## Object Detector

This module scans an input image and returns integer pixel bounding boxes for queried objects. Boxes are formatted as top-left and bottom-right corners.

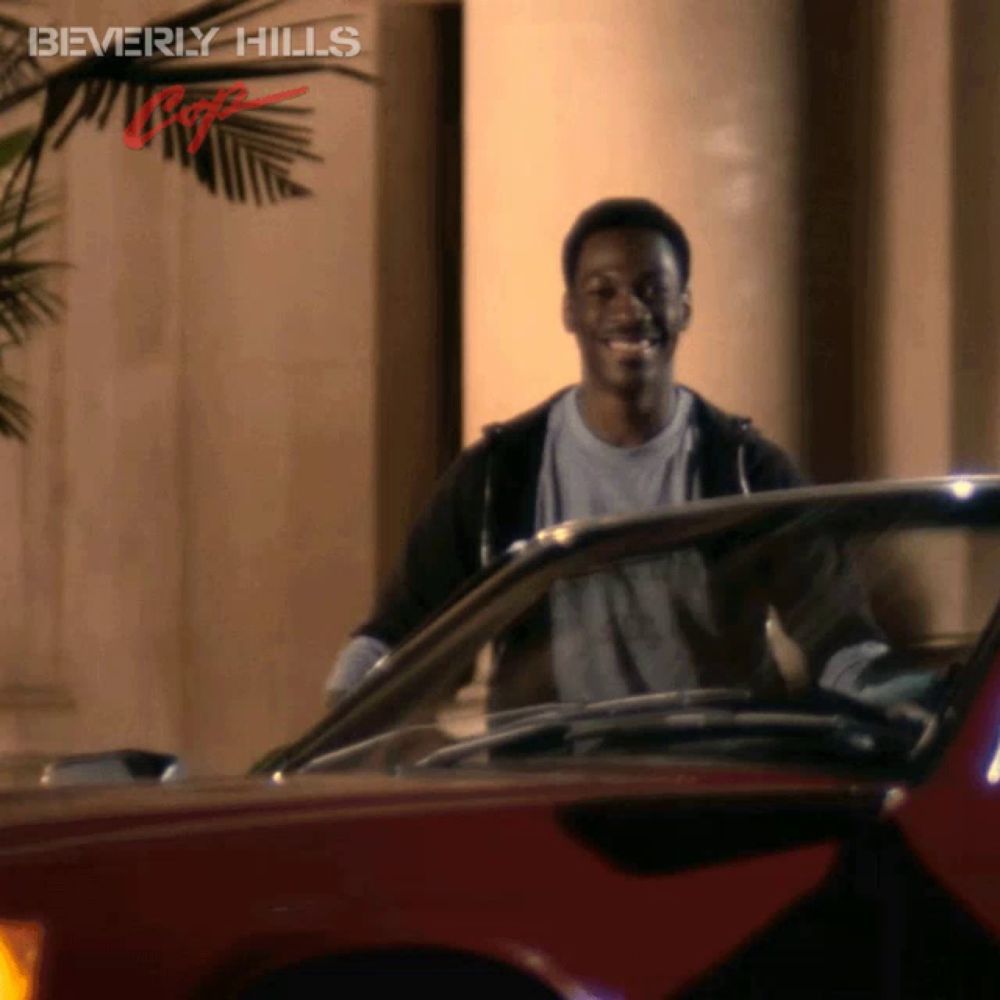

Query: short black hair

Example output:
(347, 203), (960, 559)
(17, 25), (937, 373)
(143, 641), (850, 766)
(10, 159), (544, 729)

(562, 197), (691, 289)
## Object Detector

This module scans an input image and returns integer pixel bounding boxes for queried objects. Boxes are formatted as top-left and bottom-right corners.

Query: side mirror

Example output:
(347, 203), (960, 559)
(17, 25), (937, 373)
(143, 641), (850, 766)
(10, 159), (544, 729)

(42, 749), (184, 787)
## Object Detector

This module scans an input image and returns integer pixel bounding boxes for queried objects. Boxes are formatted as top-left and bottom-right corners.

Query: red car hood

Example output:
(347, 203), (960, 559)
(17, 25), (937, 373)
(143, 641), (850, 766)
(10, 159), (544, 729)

(0, 760), (895, 854)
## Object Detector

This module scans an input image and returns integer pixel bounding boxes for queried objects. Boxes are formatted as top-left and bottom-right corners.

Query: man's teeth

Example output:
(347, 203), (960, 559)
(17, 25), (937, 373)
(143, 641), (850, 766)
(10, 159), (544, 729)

(605, 338), (658, 353)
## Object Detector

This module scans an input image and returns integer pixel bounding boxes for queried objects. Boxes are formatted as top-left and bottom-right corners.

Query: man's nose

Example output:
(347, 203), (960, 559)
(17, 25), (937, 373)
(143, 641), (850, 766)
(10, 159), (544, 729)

(611, 288), (650, 324)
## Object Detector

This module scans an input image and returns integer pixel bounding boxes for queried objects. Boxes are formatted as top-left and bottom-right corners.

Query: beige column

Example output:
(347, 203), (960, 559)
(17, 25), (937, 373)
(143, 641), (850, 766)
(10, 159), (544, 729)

(375, 3), (457, 583)
(953, 0), (1000, 475)
(865, 0), (998, 643)
(867, 0), (954, 479)
(464, 0), (802, 453)
(952, 0), (1000, 634)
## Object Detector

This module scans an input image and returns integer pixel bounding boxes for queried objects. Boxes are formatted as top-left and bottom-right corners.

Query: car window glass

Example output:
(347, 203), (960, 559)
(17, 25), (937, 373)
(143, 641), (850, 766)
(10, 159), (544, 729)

(414, 523), (1000, 768)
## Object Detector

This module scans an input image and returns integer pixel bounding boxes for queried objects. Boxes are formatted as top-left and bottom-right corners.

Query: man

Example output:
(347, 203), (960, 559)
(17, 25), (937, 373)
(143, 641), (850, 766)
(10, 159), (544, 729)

(326, 198), (907, 710)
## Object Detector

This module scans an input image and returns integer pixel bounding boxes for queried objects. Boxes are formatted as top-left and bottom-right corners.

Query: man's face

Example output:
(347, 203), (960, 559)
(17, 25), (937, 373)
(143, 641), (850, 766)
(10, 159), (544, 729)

(563, 227), (690, 395)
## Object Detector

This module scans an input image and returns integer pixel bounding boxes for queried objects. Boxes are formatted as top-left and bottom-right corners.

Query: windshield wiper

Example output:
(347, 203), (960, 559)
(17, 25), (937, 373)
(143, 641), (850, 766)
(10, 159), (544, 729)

(412, 689), (935, 769)
(482, 687), (757, 728)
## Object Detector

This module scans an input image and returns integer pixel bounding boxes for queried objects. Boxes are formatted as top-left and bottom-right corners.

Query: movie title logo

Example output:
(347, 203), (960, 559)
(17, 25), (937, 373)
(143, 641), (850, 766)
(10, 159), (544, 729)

(29, 25), (361, 59)
(123, 83), (310, 155)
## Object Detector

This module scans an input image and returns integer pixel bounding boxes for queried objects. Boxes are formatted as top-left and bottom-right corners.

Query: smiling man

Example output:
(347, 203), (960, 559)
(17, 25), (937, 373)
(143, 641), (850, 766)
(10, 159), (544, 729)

(325, 197), (824, 706)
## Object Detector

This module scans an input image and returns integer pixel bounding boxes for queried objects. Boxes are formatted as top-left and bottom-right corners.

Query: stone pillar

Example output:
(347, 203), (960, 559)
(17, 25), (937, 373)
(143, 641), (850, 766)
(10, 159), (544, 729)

(953, 0), (1000, 475)
(953, 0), (1000, 632)
(867, 0), (954, 479)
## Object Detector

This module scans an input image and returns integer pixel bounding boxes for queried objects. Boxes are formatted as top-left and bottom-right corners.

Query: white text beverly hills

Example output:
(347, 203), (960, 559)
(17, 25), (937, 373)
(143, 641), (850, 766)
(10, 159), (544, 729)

(29, 25), (362, 59)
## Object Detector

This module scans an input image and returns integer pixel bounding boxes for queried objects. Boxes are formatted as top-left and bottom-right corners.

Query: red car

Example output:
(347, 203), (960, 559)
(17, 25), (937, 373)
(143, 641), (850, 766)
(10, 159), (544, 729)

(2, 477), (999, 999)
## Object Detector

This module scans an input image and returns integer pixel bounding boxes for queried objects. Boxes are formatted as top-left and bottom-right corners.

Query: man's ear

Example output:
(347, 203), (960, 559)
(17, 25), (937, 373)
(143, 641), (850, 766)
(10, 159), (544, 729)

(562, 290), (576, 333)
(677, 286), (692, 332)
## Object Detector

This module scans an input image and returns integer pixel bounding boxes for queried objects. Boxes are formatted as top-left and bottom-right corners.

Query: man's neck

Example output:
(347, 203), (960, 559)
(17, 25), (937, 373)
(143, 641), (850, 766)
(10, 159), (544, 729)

(576, 380), (675, 447)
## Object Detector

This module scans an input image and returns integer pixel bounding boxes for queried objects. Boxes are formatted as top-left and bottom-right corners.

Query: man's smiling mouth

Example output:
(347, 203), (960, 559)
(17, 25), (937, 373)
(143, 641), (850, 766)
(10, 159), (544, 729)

(601, 335), (663, 357)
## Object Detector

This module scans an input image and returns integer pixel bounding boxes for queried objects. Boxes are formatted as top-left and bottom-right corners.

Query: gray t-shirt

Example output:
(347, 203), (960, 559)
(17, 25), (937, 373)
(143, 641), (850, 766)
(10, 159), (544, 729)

(534, 387), (713, 701)
(535, 386), (699, 525)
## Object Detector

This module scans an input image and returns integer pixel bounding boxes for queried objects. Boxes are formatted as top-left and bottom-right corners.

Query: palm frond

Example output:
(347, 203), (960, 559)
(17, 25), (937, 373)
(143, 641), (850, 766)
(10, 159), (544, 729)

(0, 123), (32, 168)
(0, 367), (29, 439)
(0, 260), (64, 346)
(0, 164), (62, 439)
(0, 3), (44, 104)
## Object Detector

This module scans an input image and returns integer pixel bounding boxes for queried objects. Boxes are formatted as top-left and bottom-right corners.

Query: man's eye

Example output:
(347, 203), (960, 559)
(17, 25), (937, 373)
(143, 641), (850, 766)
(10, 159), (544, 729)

(587, 285), (615, 300)
(638, 283), (666, 300)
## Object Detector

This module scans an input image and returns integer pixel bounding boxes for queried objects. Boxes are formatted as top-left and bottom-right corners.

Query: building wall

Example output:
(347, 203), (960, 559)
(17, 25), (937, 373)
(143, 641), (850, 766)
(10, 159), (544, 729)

(0, 0), (382, 773)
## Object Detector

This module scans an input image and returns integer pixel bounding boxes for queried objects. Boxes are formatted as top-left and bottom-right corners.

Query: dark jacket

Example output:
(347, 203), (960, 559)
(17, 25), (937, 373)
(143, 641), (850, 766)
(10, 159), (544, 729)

(358, 387), (805, 653)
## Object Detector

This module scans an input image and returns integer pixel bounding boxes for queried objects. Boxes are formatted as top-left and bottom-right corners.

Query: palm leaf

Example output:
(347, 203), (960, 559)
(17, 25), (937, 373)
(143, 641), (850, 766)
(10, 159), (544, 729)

(0, 368), (29, 439)
(0, 0), (374, 440)
(0, 3), (43, 105)
(0, 268), (63, 442)
(0, 163), (62, 440)
(0, 256), (64, 349)
(0, 123), (32, 167)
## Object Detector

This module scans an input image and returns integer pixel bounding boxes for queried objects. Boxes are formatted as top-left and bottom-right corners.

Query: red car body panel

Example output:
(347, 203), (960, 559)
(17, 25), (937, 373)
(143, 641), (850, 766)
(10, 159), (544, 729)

(1, 645), (998, 997)
(895, 651), (1000, 940)
(1, 767), (857, 999)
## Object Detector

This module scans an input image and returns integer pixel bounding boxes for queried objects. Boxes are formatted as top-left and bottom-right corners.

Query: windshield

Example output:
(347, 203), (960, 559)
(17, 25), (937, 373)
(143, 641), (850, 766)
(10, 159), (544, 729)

(283, 494), (1000, 779)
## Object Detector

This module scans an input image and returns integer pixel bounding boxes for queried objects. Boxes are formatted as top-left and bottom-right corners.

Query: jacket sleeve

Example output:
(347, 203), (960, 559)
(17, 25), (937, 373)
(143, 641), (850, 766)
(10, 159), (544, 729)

(742, 430), (807, 492)
(741, 434), (891, 680)
(353, 441), (490, 648)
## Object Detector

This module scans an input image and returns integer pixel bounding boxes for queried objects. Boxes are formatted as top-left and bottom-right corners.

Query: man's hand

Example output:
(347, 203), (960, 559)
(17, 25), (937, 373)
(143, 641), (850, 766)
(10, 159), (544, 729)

(821, 643), (953, 710)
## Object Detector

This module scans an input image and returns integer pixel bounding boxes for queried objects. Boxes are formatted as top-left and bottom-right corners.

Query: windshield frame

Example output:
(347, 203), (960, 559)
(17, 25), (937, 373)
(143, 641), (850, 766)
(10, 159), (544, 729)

(258, 476), (1000, 777)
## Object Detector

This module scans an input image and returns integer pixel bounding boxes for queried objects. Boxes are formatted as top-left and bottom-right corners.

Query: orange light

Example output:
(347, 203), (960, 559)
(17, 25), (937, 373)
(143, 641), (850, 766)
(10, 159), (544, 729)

(0, 920), (43, 1000)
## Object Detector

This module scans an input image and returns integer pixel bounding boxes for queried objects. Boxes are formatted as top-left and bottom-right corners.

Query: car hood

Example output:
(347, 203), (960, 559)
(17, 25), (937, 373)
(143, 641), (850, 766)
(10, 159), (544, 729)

(0, 759), (899, 853)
